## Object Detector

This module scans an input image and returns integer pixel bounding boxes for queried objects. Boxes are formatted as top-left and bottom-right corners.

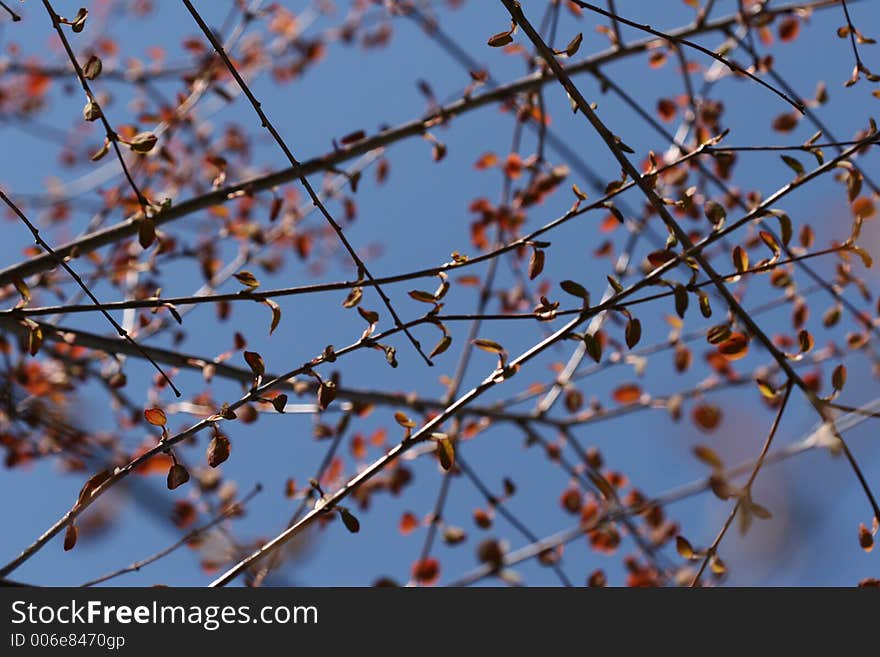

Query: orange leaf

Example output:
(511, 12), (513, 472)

(612, 383), (642, 405)
(144, 407), (167, 427)
(399, 511), (419, 535)
(475, 152), (498, 169)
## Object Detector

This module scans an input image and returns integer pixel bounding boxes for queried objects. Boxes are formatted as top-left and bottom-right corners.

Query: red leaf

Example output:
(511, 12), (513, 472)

(411, 558), (440, 585)
(399, 511), (419, 535)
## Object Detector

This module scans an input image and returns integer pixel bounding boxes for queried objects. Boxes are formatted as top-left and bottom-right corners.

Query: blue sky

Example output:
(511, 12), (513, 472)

(1, 0), (879, 587)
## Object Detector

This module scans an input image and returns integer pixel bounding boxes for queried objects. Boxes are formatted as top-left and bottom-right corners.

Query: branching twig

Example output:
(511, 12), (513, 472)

(41, 0), (151, 216)
(690, 381), (794, 586)
(569, 0), (805, 112)
(0, 0), (844, 287)
(179, 0), (432, 366)
(451, 393), (878, 586)
(81, 484), (263, 587)
(499, 0), (880, 525)
(840, 0), (865, 70)
(0, 191), (180, 396)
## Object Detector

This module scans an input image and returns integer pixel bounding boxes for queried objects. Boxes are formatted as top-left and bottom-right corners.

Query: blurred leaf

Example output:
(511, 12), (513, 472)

(612, 383), (642, 405)
(436, 437), (455, 471)
(693, 403), (722, 432)
(675, 535), (696, 560)
(693, 445), (723, 470)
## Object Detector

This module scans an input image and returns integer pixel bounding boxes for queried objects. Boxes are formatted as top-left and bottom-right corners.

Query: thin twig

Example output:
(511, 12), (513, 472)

(690, 381), (794, 587)
(0, 0), (844, 287)
(499, 0), (880, 525)
(606, 0), (623, 47)
(451, 393), (878, 586)
(81, 484), (263, 587)
(570, 0), (805, 112)
(180, 0), (432, 366)
(3, 122), (863, 581)
(0, 191), (180, 396)
(696, 0), (719, 26)
(840, 0), (864, 69)
(0, 0), (21, 21)
(41, 1), (151, 215)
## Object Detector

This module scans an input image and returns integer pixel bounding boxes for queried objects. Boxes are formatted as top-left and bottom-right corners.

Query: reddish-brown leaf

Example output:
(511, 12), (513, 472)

(778, 17), (800, 42)
(399, 511), (419, 535)
(858, 523), (874, 552)
(612, 383), (642, 405)
(167, 463), (190, 490)
(693, 403), (722, 432)
(63, 524), (78, 552)
(207, 434), (231, 468)
(144, 407), (167, 427)
(411, 557), (440, 585)
(243, 351), (265, 377)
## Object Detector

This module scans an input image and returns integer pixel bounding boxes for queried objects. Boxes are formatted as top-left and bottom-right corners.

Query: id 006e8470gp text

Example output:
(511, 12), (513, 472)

(10, 632), (125, 651)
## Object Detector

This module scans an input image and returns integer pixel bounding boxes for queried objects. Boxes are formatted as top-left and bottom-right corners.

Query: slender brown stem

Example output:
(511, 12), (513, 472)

(452, 392), (880, 586)
(840, 0), (865, 69)
(0, 0), (844, 288)
(41, 0), (150, 215)
(81, 484), (262, 587)
(180, 0), (432, 366)
(0, 0), (21, 21)
(690, 381), (794, 587)
(569, 0), (805, 112)
(500, 0), (880, 526)
(696, 0), (719, 26)
(0, 191), (180, 396)
(606, 0), (623, 46)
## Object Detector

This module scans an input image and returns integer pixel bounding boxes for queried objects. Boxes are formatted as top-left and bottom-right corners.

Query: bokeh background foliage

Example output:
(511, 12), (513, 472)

(0, 0), (878, 586)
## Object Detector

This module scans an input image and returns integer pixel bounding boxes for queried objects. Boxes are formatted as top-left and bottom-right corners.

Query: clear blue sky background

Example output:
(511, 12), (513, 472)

(1, 0), (879, 586)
